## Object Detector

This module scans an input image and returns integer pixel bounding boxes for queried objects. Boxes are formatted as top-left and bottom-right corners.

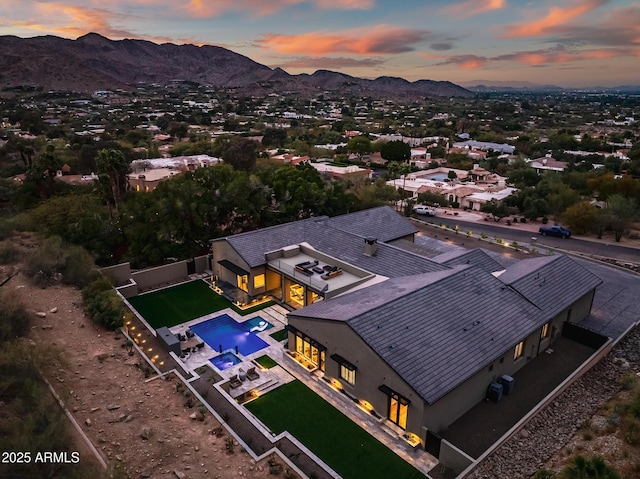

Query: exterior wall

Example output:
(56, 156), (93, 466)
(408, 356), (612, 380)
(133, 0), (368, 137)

(424, 312), (567, 432)
(103, 255), (209, 296)
(101, 262), (132, 286)
(117, 281), (139, 298)
(131, 262), (188, 290)
(561, 290), (595, 325)
(211, 240), (252, 288)
(194, 255), (210, 273)
(288, 316), (427, 438)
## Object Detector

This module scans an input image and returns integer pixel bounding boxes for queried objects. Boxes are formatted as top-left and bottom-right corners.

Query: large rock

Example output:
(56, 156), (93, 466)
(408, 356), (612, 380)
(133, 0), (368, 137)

(139, 426), (152, 440)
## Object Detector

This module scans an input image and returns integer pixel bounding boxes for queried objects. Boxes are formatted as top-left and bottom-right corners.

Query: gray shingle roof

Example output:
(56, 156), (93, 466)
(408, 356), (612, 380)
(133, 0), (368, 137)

(223, 213), (446, 277)
(290, 265), (548, 404)
(498, 255), (603, 317)
(325, 206), (418, 242)
(432, 248), (506, 273)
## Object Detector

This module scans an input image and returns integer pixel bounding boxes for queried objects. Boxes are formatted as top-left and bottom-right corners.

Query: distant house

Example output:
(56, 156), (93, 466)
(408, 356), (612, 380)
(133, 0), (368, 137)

(452, 140), (515, 155)
(529, 154), (568, 174)
(311, 161), (372, 181)
(387, 167), (512, 209)
(127, 168), (180, 192)
(127, 155), (222, 191)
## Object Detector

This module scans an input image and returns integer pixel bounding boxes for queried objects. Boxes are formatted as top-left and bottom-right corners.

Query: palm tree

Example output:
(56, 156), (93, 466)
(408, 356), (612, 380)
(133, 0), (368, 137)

(96, 148), (129, 213)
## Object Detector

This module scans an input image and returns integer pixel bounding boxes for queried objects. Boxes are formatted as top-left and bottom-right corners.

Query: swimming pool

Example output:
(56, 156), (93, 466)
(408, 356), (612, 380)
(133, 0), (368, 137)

(190, 314), (273, 356)
(426, 173), (448, 181)
(210, 351), (242, 370)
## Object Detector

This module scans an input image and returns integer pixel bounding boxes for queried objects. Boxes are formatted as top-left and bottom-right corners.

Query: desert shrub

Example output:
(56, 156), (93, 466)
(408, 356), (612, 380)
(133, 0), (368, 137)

(25, 235), (67, 286)
(0, 289), (30, 344)
(560, 455), (619, 479)
(621, 416), (640, 446)
(0, 342), (109, 479)
(0, 240), (20, 264)
(533, 469), (556, 479)
(81, 277), (125, 330)
(62, 245), (98, 288)
(619, 372), (638, 391)
(24, 236), (96, 288)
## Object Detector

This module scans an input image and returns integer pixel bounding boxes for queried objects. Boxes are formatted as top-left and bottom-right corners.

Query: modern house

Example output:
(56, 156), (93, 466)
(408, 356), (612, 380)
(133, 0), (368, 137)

(210, 207), (602, 448)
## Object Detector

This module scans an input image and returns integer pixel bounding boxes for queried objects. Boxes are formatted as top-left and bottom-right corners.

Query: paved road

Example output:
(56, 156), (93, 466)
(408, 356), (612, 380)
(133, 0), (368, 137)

(424, 215), (640, 263)
(407, 215), (640, 340)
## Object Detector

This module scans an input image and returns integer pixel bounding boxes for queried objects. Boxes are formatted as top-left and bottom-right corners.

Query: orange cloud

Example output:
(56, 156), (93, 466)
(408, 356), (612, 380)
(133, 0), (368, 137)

(185, 0), (302, 18)
(314, 0), (374, 8)
(8, 3), (181, 44)
(184, 0), (372, 18)
(258, 25), (431, 55)
(446, 0), (506, 17)
(503, 0), (607, 38)
(424, 45), (640, 70)
(424, 53), (490, 69)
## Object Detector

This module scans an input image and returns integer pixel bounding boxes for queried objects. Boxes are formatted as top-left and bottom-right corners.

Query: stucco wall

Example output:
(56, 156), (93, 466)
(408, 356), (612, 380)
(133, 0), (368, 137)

(288, 316), (427, 437)
(101, 262), (131, 286)
(131, 262), (188, 290)
(211, 241), (251, 287)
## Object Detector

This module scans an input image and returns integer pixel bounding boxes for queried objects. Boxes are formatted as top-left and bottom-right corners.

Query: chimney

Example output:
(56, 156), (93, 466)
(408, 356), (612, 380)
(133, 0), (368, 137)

(364, 237), (378, 256)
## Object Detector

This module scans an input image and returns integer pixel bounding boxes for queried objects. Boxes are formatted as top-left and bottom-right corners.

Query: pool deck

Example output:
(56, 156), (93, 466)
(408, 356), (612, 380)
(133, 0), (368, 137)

(169, 304), (289, 375)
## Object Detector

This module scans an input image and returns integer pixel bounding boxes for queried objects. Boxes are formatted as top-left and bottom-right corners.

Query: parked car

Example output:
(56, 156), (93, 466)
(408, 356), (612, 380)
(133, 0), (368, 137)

(413, 205), (436, 216)
(538, 225), (571, 238)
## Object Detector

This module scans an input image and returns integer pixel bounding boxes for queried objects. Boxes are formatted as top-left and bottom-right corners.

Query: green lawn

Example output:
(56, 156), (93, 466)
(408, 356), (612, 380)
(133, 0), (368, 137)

(269, 329), (288, 342)
(246, 381), (425, 479)
(254, 355), (277, 369)
(128, 280), (228, 328)
(128, 280), (275, 329)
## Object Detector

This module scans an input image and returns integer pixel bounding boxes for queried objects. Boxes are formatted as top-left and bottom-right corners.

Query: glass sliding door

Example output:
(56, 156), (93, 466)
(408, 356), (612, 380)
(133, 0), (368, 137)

(388, 392), (409, 429)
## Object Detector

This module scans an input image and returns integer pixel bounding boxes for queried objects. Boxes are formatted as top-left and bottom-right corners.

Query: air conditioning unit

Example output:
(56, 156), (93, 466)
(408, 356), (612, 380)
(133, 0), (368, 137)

(486, 382), (503, 403)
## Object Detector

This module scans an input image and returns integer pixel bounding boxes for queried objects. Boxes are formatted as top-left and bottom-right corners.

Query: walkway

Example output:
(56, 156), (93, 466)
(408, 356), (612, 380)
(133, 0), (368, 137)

(440, 337), (597, 459)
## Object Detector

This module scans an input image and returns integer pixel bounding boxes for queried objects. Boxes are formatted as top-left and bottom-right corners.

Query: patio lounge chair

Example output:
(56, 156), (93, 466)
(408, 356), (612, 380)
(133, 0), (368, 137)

(246, 367), (260, 380)
(249, 321), (269, 333)
(229, 375), (242, 389)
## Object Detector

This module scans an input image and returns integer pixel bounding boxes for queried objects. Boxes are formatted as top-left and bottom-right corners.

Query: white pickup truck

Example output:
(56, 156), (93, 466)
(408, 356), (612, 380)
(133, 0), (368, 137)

(413, 205), (437, 216)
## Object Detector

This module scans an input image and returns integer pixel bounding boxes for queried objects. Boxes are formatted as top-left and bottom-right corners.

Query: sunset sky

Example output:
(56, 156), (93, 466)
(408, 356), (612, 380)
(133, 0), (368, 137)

(2, 0), (639, 87)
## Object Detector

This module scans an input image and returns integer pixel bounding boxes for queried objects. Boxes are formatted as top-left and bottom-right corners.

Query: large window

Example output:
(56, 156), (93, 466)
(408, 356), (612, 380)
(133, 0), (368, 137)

(294, 331), (325, 371)
(540, 322), (550, 340)
(379, 385), (409, 430)
(514, 340), (525, 360)
(389, 392), (408, 429)
(237, 274), (248, 292)
(332, 354), (357, 386)
(340, 364), (356, 385)
(253, 274), (265, 289)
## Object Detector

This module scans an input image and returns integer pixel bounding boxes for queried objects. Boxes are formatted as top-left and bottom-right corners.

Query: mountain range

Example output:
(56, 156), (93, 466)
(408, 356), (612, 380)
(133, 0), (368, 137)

(0, 33), (473, 98)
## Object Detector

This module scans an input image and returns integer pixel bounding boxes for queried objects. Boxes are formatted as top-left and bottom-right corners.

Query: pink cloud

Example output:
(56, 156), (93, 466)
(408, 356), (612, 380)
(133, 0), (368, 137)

(446, 0), (506, 17)
(423, 45), (640, 70)
(184, 0), (372, 18)
(7, 3), (188, 44)
(502, 0), (608, 38)
(257, 25), (431, 55)
(272, 55), (385, 70)
(314, 0), (374, 9)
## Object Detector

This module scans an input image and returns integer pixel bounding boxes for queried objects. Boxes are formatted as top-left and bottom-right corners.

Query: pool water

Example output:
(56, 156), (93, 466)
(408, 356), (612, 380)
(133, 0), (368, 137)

(190, 314), (273, 356)
(426, 173), (448, 181)
(210, 351), (242, 370)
